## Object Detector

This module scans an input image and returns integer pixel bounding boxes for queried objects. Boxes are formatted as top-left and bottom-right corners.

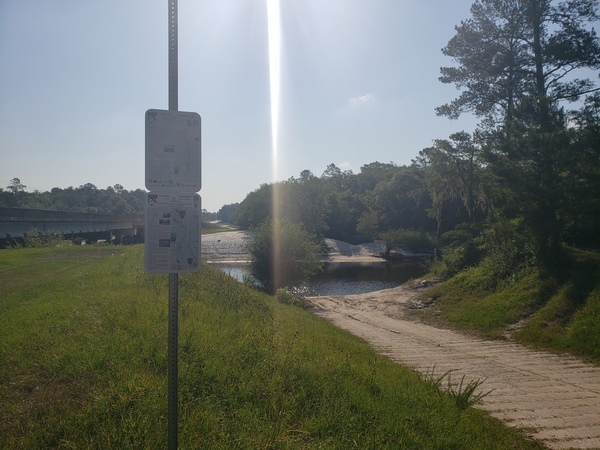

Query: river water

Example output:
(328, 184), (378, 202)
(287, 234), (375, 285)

(212, 261), (427, 296)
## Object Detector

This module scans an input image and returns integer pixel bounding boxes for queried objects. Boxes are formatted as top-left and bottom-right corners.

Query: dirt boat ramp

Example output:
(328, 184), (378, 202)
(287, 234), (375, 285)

(307, 286), (600, 449)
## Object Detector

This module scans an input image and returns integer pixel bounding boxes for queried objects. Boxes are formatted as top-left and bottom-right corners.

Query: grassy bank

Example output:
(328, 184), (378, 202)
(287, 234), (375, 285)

(0, 245), (543, 449)
(415, 248), (600, 362)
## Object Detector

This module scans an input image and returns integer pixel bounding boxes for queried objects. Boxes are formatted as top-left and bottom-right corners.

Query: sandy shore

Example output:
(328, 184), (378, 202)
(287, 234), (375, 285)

(201, 231), (253, 263)
(201, 230), (387, 263)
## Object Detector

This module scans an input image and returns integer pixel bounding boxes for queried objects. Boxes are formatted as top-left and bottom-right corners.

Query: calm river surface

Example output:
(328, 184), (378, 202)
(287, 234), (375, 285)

(213, 261), (427, 296)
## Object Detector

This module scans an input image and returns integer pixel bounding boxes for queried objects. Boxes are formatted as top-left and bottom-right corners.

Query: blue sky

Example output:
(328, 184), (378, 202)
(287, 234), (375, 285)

(0, 0), (481, 212)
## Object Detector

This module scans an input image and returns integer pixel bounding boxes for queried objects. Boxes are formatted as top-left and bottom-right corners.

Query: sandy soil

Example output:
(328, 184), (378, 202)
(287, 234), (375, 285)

(203, 231), (600, 449)
(201, 231), (387, 263)
(322, 238), (387, 262)
(201, 231), (253, 262)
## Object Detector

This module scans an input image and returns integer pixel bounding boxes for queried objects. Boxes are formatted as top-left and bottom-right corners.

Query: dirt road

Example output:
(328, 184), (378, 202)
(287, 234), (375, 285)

(307, 286), (600, 450)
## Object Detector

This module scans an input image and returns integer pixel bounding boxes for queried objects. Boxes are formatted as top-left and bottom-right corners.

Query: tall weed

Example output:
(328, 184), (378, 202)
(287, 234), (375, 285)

(424, 366), (492, 411)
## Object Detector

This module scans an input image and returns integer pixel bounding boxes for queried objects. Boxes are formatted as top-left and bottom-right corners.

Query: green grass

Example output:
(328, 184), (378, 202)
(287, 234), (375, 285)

(514, 250), (600, 359)
(415, 249), (600, 361)
(416, 269), (550, 339)
(0, 245), (544, 449)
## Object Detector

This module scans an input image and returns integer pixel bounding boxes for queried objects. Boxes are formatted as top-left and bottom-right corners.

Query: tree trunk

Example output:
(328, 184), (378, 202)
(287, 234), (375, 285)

(529, 0), (550, 128)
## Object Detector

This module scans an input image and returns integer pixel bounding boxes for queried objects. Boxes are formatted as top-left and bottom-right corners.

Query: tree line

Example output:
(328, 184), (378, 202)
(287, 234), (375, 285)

(0, 179), (147, 216)
(0, 179), (221, 221)
(222, 0), (600, 278)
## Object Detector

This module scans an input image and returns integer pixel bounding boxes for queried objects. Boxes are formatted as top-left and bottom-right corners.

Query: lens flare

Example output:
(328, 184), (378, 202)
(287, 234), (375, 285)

(267, 0), (282, 289)
(267, 0), (281, 173)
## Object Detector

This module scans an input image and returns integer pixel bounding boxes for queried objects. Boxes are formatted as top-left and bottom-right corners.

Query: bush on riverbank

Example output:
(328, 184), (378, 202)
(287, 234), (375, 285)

(0, 245), (543, 449)
(246, 219), (323, 293)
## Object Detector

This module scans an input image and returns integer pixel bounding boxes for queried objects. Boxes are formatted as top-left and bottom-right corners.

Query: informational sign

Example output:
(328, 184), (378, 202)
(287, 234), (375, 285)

(145, 192), (201, 274)
(145, 109), (201, 193)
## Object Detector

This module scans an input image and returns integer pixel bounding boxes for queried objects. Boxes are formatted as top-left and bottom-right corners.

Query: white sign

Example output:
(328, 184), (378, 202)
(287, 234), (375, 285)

(145, 192), (201, 274)
(145, 109), (201, 192)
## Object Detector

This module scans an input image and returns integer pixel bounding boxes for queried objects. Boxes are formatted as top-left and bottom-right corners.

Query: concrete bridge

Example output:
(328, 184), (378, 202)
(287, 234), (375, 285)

(0, 207), (144, 247)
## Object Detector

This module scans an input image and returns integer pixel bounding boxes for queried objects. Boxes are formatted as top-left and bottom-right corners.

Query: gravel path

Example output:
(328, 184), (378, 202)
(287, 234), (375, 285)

(308, 287), (600, 450)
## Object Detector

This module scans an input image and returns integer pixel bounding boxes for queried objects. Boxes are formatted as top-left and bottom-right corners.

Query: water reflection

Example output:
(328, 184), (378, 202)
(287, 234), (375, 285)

(212, 261), (426, 296)
(213, 263), (249, 283)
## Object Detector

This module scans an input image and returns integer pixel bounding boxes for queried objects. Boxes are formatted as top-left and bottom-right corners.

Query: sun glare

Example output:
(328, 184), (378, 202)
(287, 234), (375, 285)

(267, 0), (281, 179)
(267, 0), (282, 286)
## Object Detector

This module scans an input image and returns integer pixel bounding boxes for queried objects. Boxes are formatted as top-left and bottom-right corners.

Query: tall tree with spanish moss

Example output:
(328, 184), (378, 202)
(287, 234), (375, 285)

(438, 0), (600, 270)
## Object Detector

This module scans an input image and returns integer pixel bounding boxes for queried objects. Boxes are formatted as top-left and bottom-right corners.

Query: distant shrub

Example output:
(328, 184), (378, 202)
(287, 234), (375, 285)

(438, 224), (484, 276)
(478, 216), (538, 283)
(276, 288), (295, 305)
(23, 228), (68, 248)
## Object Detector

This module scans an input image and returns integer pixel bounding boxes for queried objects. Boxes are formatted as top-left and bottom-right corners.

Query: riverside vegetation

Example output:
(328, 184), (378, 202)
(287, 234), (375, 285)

(415, 246), (600, 363)
(0, 244), (544, 449)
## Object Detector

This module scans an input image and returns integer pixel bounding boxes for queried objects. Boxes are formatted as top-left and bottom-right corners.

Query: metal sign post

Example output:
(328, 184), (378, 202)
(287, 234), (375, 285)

(169, 0), (178, 113)
(168, 2), (179, 449)
(167, 273), (179, 450)
(144, 1), (202, 449)
(168, 272), (178, 450)
(167, 0), (179, 450)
